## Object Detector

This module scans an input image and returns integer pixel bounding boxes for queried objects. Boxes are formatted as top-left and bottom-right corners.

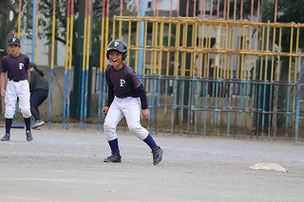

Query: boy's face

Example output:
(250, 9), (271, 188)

(8, 44), (21, 57)
(109, 50), (123, 69)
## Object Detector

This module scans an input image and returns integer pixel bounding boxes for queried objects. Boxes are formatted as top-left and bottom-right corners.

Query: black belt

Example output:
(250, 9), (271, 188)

(116, 96), (139, 99)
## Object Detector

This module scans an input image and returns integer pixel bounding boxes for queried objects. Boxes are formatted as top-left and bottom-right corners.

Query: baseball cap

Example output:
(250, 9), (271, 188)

(30, 63), (37, 69)
(8, 37), (21, 46)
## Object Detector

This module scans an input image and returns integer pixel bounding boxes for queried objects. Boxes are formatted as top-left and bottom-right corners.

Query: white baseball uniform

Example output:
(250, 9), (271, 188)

(104, 64), (149, 141)
(1, 53), (31, 119)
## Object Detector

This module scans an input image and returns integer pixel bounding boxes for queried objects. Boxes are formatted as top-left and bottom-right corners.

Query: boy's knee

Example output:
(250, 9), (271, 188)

(104, 121), (115, 131)
(21, 109), (31, 118)
(104, 122), (117, 141)
(5, 106), (15, 119)
(128, 123), (142, 134)
(128, 123), (148, 140)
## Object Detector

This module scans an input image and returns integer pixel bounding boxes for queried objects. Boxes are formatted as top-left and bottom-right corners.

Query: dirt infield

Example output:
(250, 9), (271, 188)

(0, 124), (303, 202)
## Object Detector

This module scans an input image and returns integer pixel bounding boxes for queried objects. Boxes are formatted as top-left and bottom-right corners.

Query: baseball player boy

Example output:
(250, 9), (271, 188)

(102, 39), (163, 165)
(0, 37), (32, 141)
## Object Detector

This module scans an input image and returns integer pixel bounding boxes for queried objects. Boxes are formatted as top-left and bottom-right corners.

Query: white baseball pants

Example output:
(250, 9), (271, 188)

(104, 96), (149, 141)
(5, 80), (31, 119)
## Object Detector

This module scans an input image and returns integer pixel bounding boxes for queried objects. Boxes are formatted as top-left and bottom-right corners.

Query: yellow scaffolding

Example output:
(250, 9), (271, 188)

(112, 16), (304, 82)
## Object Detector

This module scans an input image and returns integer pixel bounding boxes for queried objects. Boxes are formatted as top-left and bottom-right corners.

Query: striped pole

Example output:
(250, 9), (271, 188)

(63, 0), (71, 128)
(97, 0), (106, 131)
(13, 0), (23, 125)
(48, 0), (56, 128)
(285, 26), (294, 139)
(84, 0), (92, 130)
(138, 0), (146, 77)
(31, 0), (37, 62)
(34, 0), (39, 64)
(214, 4), (221, 135)
(17, 0), (21, 39)
(102, 0), (110, 123)
(80, 0), (88, 129)
(66, 0), (75, 129)
(150, 0), (158, 134)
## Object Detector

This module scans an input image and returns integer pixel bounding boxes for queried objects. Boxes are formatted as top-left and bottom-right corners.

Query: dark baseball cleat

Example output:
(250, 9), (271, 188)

(26, 130), (33, 141)
(151, 146), (163, 165)
(104, 152), (121, 163)
(1, 134), (10, 141)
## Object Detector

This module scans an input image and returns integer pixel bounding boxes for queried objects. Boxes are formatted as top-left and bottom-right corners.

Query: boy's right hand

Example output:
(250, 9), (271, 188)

(1, 89), (5, 97)
(102, 106), (109, 114)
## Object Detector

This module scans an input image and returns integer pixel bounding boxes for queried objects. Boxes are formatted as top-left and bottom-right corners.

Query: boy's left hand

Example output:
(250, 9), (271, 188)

(142, 109), (150, 119)
(102, 106), (109, 114)
(1, 88), (5, 97)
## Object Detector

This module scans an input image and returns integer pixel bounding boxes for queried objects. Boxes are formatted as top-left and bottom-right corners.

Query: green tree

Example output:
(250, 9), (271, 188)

(262, 0), (304, 79)
(22, 0), (131, 67)
(261, 0), (304, 128)
(0, 0), (20, 114)
(0, 0), (19, 59)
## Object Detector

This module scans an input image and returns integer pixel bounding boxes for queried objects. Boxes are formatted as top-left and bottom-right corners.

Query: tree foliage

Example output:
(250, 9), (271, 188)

(0, 0), (19, 58)
(2, 0), (304, 66)
(19, 0), (134, 66)
(262, 0), (304, 51)
(261, 0), (304, 127)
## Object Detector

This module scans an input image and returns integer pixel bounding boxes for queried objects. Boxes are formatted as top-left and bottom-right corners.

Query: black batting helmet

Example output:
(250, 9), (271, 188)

(106, 40), (128, 60)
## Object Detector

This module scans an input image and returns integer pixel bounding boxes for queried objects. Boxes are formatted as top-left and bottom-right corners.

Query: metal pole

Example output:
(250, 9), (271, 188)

(62, 0), (71, 128)
(34, 0), (39, 64)
(67, 0), (75, 129)
(17, 0), (22, 39)
(48, 0), (56, 129)
(83, 0), (92, 130)
(80, 0), (88, 129)
(31, 0), (37, 62)
(97, 0), (106, 131)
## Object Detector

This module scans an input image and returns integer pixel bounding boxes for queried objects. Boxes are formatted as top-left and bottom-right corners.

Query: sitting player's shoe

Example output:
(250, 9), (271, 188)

(151, 146), (163, 165)
(32, 120), (45, 129)
(26, 130), (33, 141)
(104, 152), (121, 163)
(1, 133), (10, 141)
